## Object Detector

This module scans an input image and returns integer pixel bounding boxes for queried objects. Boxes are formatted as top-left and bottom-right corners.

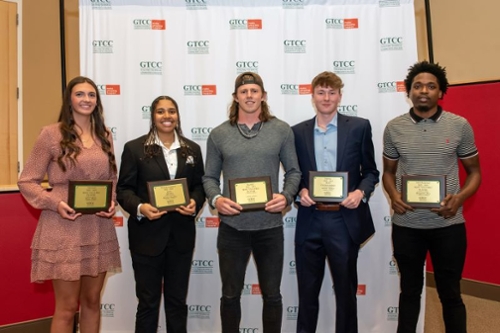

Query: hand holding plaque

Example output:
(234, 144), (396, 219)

(401, 175), (446, 208)
(309, 171), (348, 203)
(229, 176), (272, 210)
(68, 180), (113, 214)
(147, 178), (190, 212)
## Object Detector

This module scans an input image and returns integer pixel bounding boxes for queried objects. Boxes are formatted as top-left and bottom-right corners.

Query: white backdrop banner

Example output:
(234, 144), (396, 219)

(80, 1), (422, 332)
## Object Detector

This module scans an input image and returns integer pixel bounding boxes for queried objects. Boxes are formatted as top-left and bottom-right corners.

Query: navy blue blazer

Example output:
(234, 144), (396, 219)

(117, 134), (205, 256)
(292, 114), (379, 245)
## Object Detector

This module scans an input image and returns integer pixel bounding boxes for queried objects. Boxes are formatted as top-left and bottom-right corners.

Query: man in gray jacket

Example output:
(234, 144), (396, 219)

(203, 72), (301, 333)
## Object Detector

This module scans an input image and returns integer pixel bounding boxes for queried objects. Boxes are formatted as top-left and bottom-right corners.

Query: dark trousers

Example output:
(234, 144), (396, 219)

(131, 244), (194, 333)
(392, 223), (467, 333)
(217, 222), (284, 333)
(295, 211), (360, 333)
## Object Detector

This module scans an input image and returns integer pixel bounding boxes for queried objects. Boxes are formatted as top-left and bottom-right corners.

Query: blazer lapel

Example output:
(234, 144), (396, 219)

(305, 117), (317, 170)
(175, 149), (187, 178)
(336, 113), (350, 170)
(153, 145), (171, 180)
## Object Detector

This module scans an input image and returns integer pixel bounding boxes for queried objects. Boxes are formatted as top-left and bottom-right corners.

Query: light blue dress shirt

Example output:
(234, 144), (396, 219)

(314, 113), (338, 172)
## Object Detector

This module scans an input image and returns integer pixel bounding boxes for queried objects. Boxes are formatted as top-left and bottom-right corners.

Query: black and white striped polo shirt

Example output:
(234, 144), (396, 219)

(383, 107), (478, 229)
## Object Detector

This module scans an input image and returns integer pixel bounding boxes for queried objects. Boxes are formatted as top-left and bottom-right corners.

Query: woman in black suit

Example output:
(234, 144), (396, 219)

(117, 96), (205, 333)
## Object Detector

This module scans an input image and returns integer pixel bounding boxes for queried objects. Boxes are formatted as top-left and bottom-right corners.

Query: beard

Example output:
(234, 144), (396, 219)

(414, 104), (432, 112)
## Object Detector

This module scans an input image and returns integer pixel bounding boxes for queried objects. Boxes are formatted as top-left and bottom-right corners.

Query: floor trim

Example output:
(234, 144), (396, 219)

(426, 272), (500, 302)
(0, 314), (78, 333)
(0, 317), (51, 333)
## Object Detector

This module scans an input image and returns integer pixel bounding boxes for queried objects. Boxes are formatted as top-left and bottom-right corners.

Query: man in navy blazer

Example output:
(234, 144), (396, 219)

(292, 72), (379, 333)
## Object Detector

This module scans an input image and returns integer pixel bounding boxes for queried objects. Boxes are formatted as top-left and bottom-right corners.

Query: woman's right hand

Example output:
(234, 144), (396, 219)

(140, 203), (167, 220)
(57, 201), (82, 220)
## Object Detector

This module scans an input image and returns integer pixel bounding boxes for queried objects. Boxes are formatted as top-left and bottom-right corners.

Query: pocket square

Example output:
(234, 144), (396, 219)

(186, 156), (195, 165)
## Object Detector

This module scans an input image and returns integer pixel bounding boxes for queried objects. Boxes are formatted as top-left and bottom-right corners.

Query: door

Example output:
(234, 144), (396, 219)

(0, 0), (18, 186)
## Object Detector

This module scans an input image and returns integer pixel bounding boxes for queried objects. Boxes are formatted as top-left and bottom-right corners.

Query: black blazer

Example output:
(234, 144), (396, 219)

(292, 114), (380, 245)
(117, 135), (205, 256)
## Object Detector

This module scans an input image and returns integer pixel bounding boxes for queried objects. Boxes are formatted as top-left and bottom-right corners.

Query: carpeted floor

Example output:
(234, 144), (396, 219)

(424, 287), (500, 333)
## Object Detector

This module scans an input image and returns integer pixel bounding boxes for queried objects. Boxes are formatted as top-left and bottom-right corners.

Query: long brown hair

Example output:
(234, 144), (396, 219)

(57, 76), (117, 173)
(143, 96), (196, 161)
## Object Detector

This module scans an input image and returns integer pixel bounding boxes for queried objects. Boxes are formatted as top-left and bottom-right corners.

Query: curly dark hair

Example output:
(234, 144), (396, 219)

(143, 96), (197, 161)
(404, 61), (449, 97)
(57, 76), (117, 173)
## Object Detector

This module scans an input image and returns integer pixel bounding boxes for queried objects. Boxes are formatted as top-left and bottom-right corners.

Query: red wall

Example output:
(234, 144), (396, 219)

(0, 192), (54, 325)
(426, 81), (500, 285)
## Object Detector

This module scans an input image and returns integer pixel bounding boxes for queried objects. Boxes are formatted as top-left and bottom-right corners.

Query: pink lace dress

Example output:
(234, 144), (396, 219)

(18, 123), (121, 282)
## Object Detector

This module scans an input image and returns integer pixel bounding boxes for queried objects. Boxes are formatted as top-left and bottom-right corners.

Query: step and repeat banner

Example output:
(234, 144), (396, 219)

(80, 1), (420, 332)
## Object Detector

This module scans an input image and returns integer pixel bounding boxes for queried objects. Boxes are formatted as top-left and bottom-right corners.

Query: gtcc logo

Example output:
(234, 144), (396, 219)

(387, 306), (398, 314)
(192, 260), (214, 267)
(236, 61), (259, 73)
(283, 216), (296, 228)
(92, 40), (113, 47)
(380, 37), (403, 51)
(187, 40), (209, 47)
(140, 61), (162, 68)
(140, 61), (163, 75)
(190, 127), (212, 141)
(286, 305), (299, 320)
(240, 329), (259, 333)
(325, 18), (343, 25)
(325, 18), (358, 29)
(191, 127), (212, 135)
(333, 60), (356, 74)
(229, 19), (248, 25)
(184, 85), (202, 92)
(187, 41), (209, 54)
(337, 105), (358, 116)
(133, 19), (152, 25)
(92, 40), (113, 54)
(284, 40), (306, 54)
(100, 303), (115, 310)
(236, 61), (259, 68)
(282, 0), (304, 9)
(338, 105), (358, 112)
(333, 60), (355, 67)
(188, 304), (212, 319)
(283, 40), (306, 46)
(281, 84), (299, 90)
(188, 305), (211, 312)
(378, 81), (405, 93)
(133, 19), (166, 30)
(380, 37), (403, 44)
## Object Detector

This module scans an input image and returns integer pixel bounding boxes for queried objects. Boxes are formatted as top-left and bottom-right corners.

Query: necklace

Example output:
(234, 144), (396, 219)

(237, 122), (263, 139)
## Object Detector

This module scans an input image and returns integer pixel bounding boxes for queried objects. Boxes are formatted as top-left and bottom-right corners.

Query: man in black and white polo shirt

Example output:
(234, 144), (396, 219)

(382, 61), (481, 333)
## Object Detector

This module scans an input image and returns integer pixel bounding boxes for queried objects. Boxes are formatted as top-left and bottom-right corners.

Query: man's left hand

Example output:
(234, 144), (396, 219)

(431, 194), (463, 218)
(265, 193), (287, 213)
(340, 189), (364, 209)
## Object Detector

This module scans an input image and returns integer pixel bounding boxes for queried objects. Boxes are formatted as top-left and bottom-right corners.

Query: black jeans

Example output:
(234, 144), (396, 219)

(392, 223), (467, 333)
(217, 222), (284, 333)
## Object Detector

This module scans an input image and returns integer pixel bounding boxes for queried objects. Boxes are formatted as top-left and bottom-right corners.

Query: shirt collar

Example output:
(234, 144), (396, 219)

(409, 105), (443, 123)
(314, 112), (338, 131)
(152, 131), (181, 150)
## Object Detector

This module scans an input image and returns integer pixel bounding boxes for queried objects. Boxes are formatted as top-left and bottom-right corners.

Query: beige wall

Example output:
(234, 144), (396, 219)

(17, 0), (500, 172)
(414, 0), (500, 83)
(22, 0), (79, 164)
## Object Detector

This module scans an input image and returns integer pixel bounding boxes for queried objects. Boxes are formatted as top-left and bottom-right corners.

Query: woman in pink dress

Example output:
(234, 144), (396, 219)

(18, 76), (121, 333)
